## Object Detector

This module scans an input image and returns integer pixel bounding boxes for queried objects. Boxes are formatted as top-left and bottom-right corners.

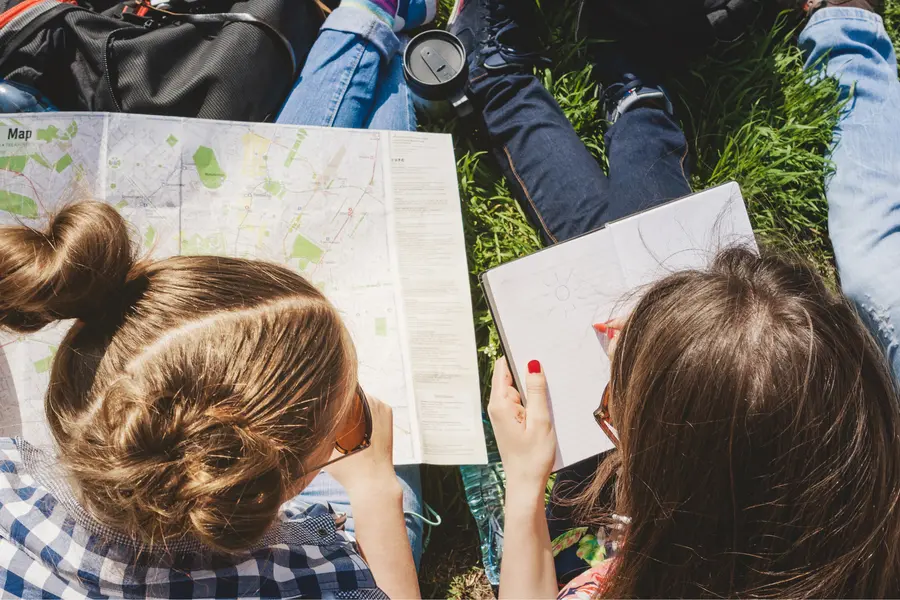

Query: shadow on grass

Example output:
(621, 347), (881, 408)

(419, 465), (494, 599)
(673, 13), (843, 275)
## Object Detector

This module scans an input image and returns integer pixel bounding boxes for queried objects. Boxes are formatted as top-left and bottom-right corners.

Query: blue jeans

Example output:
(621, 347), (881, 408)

(276, 6), (415, 131)
(800, 8), (900, 384)
(285, 466), (425, 569)
(275, 6), (424, 568)
(469, 68), (692, 244)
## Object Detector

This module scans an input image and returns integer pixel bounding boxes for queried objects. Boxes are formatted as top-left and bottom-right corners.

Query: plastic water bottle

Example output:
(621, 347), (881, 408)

(460, 419), (507, 586)
(0, 80), (56, 113)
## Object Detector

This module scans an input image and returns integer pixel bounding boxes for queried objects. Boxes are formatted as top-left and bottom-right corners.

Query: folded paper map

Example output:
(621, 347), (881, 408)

(0, 113), (487, 466)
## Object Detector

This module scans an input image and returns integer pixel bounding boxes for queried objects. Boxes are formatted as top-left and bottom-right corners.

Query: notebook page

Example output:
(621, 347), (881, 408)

(485, 183), (755, 470)
(607, 182), (756, 291)
(484, 230), (627, 470)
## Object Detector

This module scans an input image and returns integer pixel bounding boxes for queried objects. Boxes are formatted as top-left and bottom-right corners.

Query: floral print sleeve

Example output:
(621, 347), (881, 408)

(556, 560), (614, 600)
(551, 516), (628, 599)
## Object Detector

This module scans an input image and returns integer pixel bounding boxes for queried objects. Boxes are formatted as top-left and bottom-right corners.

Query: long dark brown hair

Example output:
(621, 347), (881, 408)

(579, 247), (900, 598)
(0, 202), (357, 553)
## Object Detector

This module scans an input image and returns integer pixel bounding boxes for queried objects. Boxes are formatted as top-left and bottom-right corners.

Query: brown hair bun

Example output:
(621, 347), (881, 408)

(71, 377), (287, 554)
(0, 202), (134, 331)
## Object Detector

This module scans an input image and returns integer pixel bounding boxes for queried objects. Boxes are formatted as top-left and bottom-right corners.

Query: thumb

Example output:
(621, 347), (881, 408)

(525, 360), (551, 425)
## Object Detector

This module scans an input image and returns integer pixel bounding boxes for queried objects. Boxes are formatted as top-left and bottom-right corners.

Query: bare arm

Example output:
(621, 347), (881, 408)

(327, 398), (421, 599)
(350, 481), (420, 599)
(488, 357), (559, 599)
(499, 482), (557, 599)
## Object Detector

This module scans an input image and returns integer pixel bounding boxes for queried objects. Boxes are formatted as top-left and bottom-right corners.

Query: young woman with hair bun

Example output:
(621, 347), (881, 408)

(0, 201), (419, 598)
(0, 0), (439, 594)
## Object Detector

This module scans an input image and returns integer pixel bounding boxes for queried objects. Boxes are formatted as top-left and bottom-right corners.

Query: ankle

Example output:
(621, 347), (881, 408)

(341, 0), (399, 27)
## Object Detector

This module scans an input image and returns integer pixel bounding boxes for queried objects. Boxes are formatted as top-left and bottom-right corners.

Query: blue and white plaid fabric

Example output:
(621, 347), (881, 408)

(0, 438), (388, 599)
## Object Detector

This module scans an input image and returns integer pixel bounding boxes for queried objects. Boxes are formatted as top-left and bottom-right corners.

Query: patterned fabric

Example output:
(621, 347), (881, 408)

(552, 520), (626, 599)
(0, 438), (388, 599)
(557, 560), (613, 600)
(551, 525), (620, 568)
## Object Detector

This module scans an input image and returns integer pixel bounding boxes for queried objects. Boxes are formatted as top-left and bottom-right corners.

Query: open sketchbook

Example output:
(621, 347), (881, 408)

(0, 112), (487, 466)
(482, 182), (756, 470)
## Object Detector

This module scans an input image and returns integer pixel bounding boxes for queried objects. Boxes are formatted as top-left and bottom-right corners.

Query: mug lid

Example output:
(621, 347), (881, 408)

(403, 30), (469, 101)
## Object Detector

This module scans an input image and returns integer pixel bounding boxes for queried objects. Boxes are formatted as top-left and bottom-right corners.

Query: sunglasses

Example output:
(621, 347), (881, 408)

(593, 383), (619, 448)
(309, 384), (373, 472)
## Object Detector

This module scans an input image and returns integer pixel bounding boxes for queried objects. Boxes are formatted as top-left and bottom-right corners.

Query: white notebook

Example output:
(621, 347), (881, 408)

(482, 182), (757, 470)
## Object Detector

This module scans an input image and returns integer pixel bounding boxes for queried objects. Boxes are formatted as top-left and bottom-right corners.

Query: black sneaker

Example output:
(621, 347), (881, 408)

(573, 11), (675, 126)
(448, 0), (548, 74)
(601, 74), (674, 125)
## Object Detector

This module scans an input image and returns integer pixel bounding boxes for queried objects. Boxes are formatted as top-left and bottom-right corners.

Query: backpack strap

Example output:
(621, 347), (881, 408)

(0, 0), (80, 72)
(177, 11), (298, 75)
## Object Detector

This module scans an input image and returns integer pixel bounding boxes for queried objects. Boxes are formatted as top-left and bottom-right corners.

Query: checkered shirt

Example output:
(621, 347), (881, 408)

(0, 438), (388, 599)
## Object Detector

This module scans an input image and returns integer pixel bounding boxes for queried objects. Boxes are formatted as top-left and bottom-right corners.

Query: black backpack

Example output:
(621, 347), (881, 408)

(0, 0), (325, 121)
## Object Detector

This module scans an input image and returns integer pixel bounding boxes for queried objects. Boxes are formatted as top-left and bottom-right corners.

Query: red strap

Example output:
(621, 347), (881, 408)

(0, 0), (76, 29)
(0, 0), (47, 28)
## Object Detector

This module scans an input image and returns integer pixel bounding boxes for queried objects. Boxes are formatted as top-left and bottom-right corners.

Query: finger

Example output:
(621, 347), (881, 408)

(606, 318), (627, 339)
(492, 356), (513, 389)
(366, 396), (392, 437)
(593, 318), (627, 336)
(505, 386), (522, 406)
(489, 357), (517, 416)
(524, 359), (551, 426)
(594, 318), (627, 359)
(367, 395), (391, 421)
(607, 333), (619, 359)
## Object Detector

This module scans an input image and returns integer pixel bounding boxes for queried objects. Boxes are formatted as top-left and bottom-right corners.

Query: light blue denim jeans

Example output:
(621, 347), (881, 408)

(275, 5), (424, 568)
(800, 8), (900, 384)
(275, 6), (416, 131)
(284, 465), (425, 569)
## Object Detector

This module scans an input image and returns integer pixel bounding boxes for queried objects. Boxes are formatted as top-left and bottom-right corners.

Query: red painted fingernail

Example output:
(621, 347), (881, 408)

(593, 323), (608, 334)
(528, 360), (541, 374)
(609, 330), (616, 340)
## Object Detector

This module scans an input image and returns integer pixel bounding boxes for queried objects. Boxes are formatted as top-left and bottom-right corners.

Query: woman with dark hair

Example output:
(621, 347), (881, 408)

(491, 246), (900, 598)
(451, 0), (900, 596)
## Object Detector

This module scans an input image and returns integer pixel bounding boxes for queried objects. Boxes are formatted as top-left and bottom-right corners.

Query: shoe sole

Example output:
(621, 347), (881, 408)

(447, 0), (463, 26)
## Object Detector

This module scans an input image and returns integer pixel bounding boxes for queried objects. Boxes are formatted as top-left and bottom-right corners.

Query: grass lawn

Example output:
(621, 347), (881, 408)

(418, 1), (900, 597)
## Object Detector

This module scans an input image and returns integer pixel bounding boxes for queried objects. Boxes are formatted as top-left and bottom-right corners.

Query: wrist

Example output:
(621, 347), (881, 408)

(505, 478), (547, 515)
(346, 474), (403, 504)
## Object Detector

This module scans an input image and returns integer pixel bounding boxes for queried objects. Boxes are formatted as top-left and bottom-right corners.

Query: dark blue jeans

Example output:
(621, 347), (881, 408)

(469, 70), (692, 243)
(470, 67), (693, 584)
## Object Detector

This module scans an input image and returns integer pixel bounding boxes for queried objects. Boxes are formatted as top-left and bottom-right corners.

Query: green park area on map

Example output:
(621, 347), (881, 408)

(291, 234), (323, 268)
(0, 190), (37, 218)
(193, 146), (227, 189)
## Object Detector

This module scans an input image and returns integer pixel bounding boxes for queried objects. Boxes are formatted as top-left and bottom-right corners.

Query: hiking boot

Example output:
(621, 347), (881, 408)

(447, 0), (549, 74)
(778, 0), (881, 14)
(574, 6), (675, 125)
